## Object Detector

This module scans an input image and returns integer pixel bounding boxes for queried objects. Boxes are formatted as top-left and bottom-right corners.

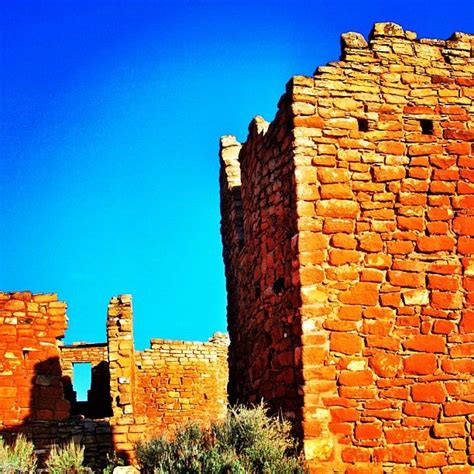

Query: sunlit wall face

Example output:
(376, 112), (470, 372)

(1, 0), (472, 349)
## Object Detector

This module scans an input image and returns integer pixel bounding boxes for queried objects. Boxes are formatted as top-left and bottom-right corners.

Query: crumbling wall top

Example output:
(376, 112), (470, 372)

(339, 22), (473, 64)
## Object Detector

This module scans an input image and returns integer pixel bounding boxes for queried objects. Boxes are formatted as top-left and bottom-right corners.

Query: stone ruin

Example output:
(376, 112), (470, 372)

(1, 21), (473, 473)
(0, 292), (228, 468)
(220, 22), (474, 473)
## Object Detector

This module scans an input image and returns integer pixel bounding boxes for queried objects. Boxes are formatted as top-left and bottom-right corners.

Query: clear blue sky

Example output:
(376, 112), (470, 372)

(1, 0), (473, 352)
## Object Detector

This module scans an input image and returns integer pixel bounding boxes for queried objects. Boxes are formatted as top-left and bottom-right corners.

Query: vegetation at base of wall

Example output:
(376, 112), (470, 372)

(45, 440), (91, 473)
(136, 403), (306, 473)
(0, 435), (93, 474)
(0, 434), (37, 473)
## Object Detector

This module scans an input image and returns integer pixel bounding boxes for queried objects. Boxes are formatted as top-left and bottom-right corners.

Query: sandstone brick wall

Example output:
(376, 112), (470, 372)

(60, 343), (111, 418)
(104, 295), (229, 459)
(0, 291), (69, 427)
(134, 334), (228, 436)
(0, 291), (229, 467)
(61, 343), (108, 372)
(221, 22), (474, 473)
(220, 115), (303, 424)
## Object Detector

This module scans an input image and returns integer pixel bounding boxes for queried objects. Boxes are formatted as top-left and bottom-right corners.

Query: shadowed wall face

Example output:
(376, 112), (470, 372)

(0, 292), (69, 426)
(221, 22), (474, 472)
(220, 115), (304, 427)
(60, 344), (112, 418)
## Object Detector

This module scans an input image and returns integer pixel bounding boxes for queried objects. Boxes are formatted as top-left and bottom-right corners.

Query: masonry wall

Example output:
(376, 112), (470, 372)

(104, 295), (228, 458)
(134, 334), (228, 436)
(221, 23), (474, 473)
(220, 112), (304, 425)
(0, 291), (69, 427)
(0, 291), (228, 468)
(60, 343), (111, 418)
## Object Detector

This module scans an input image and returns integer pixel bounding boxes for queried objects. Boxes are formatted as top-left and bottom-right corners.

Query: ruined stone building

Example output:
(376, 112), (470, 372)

(1, 21), (473, 474)
(0, 292), (228, 467)
(220, 23), (474, 473)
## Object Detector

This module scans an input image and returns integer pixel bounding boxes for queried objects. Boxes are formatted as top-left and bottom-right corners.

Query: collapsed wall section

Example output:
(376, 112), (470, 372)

(60, 343), (111, 418)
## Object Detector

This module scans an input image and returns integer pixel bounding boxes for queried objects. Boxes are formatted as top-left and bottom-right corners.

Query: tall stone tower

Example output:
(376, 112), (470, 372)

(220, 23), (474, 472)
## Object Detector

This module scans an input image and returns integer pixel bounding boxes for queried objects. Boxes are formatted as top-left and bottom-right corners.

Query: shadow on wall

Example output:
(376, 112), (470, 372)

(0, 357), (125, 471)
(62, 361), (113, 419)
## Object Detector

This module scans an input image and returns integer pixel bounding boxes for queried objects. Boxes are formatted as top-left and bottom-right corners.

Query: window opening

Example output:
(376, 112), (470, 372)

(73, 362), (92, 402)
(273, 277), (285, 295)
(420, 119), (433, 135)
(357, 118), (369, 132)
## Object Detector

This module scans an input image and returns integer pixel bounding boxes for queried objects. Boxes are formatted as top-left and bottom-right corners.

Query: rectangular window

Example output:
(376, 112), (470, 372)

(72, 362), (92, 402)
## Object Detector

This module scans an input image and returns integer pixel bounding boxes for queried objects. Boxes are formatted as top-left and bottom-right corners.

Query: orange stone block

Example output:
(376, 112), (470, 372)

(339, 283), (378, 306)
(403, 335), (446, 353)
(330, 333), (363, 354)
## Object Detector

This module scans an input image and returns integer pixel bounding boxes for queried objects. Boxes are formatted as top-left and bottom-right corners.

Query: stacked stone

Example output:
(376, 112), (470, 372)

(60, 343), (108, 382)
(132, 333), (228, 438)
(0, 291), (230, 467)
(60, 343), (111, 418)
(106, 294), (136, 455)
(220, 112), (305, 425)
(0, 291), (69, 426)
(17, 418), (113, 469)
(221, 22), (473, 473)
(104, 295), (229, 461)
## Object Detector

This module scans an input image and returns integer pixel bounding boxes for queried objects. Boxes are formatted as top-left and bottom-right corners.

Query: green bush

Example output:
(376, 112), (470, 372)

(0, 434), (37, 473)
(136, 403), (306, 473)
(45, 440), (91, 473)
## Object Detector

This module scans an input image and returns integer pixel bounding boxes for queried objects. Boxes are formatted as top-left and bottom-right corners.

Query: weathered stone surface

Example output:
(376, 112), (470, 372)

(371, 22), (405, 38)
(220, 22), (474, 474)
(341, 32), (368, 49)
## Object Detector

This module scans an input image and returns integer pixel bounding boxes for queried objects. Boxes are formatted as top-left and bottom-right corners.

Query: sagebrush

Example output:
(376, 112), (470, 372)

(0, 434), (37, 473)
(45, 440), (91, 473)
(0, 435), (96, 473)
(136, 403), (306, 473)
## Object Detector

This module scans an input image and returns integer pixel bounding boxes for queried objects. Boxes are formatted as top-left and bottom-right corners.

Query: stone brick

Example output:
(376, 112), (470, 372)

(460, 310), (474, 333)
(330, 333), (363, 354)
(339, 283), (379, 306)
(374, 445), (417, 463)
(433, 422), (466, 438)
(358, 233), (383, 252)
(417, 236), (455, 253)
(403, 335), (446, 353)
(404, 353), (437, 375)
(453, 217), (474, 236)
(444, 401), (474, 416)
(411, 383), (446, 403)
(299, 232), (329, 251)
(373, 166), (406, 182)
(341, 447), (370, 463)
(329, 249), (361, 265)
(317, 168), (350, 183)
(338, 370), (373, 386)
(369, 352), (401, 377)
(403, 402), (439, 419)
(388, 271), (424, 288)
(354, 423), (382, 440)
(316, 199), (359, 218)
